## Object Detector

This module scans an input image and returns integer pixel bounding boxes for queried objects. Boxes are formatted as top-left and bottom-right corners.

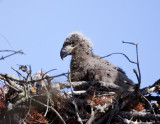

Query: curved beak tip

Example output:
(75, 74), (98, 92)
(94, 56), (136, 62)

(60, 49), (67, 60)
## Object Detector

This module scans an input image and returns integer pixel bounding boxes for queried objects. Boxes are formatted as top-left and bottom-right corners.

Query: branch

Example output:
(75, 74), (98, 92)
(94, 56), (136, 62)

(42, 68), (57, 78)
(68, 69), (83, 124)
(119, 111), (160, 120)
(0, 50), (24, 60)
(11, 67), (26, 80)
(0, 72), (68, 85)
(102, 52), (137, 64)
(140, 94), (156, 116)
(59, 81), (124, 91)
(140, 79), (160, 95)
(120, 117), (159, 124)
(122, 41), (136, 45)
(30, 97), (66, 124)
(135, 43), (141, 89)
(86, 109), (97, 124)
(122, 41), (141, 90)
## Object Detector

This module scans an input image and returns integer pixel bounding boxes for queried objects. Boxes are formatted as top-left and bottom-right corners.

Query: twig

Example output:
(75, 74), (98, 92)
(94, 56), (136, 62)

(140, 79), (160, 95)
(11, 67), (26, 80)
(24, 98), (32, 121)
(122, 41), (141, 89)
(0, 72), (68, 85)
(119, 111), (160, 120)
(0, 50), (23, 53)
(135, 43), (141, 89)
(102, 52), (137, 64)
(59, 81), (124, 91)
(122, 41), (136, 45)
(86, 106), (97, 124)
(0, 50), (24, 60)
(120, 117), (158, 124)
(25, 65), (32, 81)
(140, 94), (156, 117)
(30, 97), (66, 124)
(43, 82), (54, 117)
(0, 79), (18, 91)
(44, 97), (49, 117)
(66, 91), (86, 96)
(68, 69), (83, 124)
(133, 69), (139, 84)
(42, 68), (57, 78)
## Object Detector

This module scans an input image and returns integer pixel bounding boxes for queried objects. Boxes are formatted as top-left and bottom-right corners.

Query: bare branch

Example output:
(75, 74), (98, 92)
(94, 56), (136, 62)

(59, 81), (124, 91)
(30, 97), (66, 124)
(102, 52), (137, 64)
(0, 72), (68, 85)
(122, 41), (142, 90)
(140, 79), (160, 95)
(140, 94), (156, 116)
(122, 41), (136, 45)
(68, 69), (83, 124)
(135, 43), (141, 89)
(119, 111), (160, 120)
(0, 50), (24, 60)
(42, 68), (57, 78)
(11, 67), (26, 80)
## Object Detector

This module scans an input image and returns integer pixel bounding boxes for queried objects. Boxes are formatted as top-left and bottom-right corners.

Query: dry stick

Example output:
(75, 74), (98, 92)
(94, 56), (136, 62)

(0, 50), (23, 53)
(68, 69), (83, 124)
(44, 96), (49, 117)
(86, 92), (96, 124)
(140, 79), (160, 95)
(43, 84), (52, 117)
(135, 43), (141, 89)
(119, 111), (160, 120)
(122, 41), (136, 45)
(11, 67), (26, 80)
(86, 105), (96, 124)
(133, 69), (139, 83)
(102, 41), (142, 87)
(102, 52), (137, 64)
(25, 65), (32, 81)
(42, 68), (57, 78)
(122, 41), (141, 89)
(0, 50), (24, 60)
(24, 98), (32, 122)
(140, 94), (156, 116)
(0, 79), (18, 91)
(30, 97), (66, 124)
(0, 72), (68, 85)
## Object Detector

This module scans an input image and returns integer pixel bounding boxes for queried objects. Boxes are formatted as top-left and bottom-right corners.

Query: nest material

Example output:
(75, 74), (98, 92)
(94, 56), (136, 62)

(0, 71), (160, 124)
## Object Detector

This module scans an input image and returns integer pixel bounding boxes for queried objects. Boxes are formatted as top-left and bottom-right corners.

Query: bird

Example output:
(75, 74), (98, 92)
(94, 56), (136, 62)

(60, 32), (135, 91)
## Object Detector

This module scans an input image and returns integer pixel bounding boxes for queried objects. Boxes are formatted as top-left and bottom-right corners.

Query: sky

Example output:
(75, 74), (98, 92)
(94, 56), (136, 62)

(0, 0), (160, 88)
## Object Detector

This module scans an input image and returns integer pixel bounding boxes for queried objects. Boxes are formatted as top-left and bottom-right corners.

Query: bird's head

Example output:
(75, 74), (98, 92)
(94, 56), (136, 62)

(60, 32), (93, 60)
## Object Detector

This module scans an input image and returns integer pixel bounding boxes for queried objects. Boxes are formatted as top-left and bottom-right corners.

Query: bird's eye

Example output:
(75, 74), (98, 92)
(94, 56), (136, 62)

(71, 41), (75, 46)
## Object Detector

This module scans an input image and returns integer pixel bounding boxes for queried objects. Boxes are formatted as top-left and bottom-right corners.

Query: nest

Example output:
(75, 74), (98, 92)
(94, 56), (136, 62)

(0, 67), (160, 124)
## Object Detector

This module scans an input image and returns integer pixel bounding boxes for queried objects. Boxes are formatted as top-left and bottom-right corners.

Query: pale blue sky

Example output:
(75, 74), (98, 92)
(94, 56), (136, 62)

(0, 0), (160, 88)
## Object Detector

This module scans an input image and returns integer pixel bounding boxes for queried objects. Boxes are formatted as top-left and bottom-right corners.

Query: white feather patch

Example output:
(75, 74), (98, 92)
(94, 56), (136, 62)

(67, 31), (93, 48)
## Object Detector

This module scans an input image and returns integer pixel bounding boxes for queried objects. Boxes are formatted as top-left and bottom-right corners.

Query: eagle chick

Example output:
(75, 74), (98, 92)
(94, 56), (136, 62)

(60, 32), (135, 91)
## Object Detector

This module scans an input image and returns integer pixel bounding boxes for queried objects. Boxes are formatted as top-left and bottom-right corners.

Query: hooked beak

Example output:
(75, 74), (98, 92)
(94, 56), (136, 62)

(60, 48), (69, 60)
(60, 45), (75, 60)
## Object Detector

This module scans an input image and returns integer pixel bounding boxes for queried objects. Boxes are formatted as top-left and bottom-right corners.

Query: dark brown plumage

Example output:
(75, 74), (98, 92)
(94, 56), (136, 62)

(60, 32), (135, 91)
